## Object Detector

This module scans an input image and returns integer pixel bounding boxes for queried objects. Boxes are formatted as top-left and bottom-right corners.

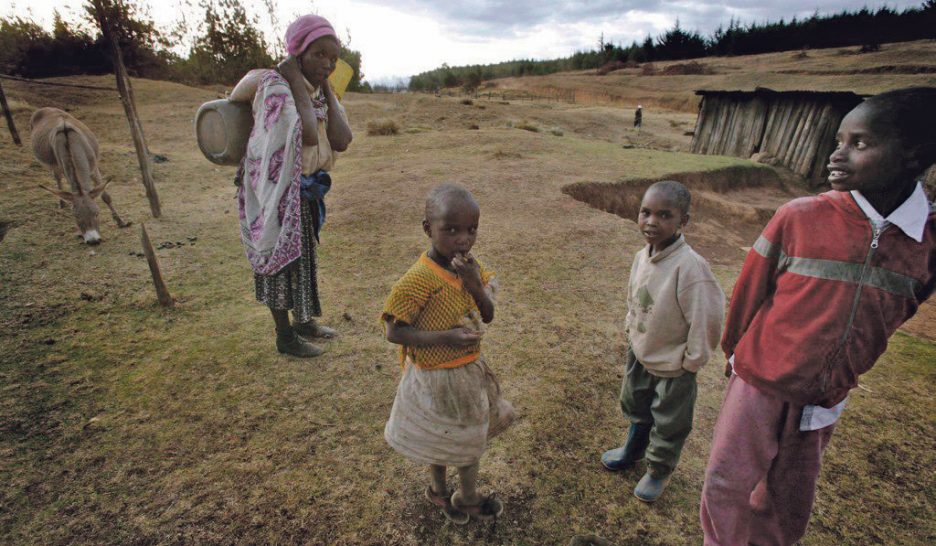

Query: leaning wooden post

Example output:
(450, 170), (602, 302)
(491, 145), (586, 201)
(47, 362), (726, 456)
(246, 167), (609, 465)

(140, 223), (174, 307)
(0, 80), (22, 146)
(90, 0), (162, 218)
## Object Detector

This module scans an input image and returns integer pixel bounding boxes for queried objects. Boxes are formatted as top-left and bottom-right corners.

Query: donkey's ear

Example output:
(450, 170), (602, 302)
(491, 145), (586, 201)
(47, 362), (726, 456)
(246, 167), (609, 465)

(88, 178), (112, 199)
(39, 184), (75, 202)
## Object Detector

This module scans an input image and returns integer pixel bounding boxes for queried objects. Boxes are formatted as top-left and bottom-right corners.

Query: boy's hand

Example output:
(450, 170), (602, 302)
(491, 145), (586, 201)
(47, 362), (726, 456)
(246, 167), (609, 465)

(452, 252), (483, 290)
(276, 56), (302, 82)
(444, 327), (482, 348)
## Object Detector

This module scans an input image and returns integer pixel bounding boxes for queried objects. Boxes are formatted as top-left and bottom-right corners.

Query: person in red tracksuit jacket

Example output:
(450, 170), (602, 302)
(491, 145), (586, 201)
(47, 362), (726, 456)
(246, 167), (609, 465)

(700, 87), (936, 546)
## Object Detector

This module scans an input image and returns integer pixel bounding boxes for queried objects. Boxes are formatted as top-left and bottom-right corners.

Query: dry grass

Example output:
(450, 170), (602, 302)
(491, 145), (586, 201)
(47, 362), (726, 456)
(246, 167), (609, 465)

(366, 117), (400, 136)
(492, 39), (936, 112)
(0, 59), (934, 546)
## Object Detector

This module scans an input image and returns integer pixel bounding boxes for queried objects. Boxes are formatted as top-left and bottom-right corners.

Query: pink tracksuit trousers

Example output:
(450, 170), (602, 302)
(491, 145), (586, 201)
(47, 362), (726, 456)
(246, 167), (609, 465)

(700, 375), (835, 546)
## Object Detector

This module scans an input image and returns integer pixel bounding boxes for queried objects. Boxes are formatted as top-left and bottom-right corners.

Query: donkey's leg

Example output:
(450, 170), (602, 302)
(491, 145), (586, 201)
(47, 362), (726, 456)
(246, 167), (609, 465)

(101, 191), (131, 228)
(93, 168), (131, 228)
(53, 168), (67, 209)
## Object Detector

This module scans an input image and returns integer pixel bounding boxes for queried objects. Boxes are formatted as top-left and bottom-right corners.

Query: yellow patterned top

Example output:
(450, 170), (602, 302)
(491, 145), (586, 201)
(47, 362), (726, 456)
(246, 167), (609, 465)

(382, 252), (495, 370)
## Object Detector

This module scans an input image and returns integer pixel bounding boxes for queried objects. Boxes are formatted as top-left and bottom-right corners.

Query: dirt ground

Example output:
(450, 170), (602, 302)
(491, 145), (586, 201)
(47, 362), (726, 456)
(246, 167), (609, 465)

(1, 50), (934, 546)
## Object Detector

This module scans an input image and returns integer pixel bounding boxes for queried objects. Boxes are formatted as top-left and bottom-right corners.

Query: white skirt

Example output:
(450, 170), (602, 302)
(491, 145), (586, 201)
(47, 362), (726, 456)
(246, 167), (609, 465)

(384, 356), (514, 467)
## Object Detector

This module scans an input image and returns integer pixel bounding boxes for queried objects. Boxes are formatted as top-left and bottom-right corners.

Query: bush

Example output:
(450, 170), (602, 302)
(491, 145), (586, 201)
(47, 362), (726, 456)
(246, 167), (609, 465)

(515, 121), (539, 133)
(595, 60), (637, 75)
(367, 118), (400, 136)
(660, 61), (714, 75)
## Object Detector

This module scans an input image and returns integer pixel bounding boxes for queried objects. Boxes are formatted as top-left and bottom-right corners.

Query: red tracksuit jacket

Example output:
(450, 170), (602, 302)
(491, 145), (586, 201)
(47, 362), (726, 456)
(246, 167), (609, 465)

(723, 190), (936, 407)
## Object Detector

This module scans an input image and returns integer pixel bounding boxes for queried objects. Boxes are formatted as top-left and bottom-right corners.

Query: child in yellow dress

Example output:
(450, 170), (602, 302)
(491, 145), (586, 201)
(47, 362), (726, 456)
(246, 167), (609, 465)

(383, 183), (514, 524)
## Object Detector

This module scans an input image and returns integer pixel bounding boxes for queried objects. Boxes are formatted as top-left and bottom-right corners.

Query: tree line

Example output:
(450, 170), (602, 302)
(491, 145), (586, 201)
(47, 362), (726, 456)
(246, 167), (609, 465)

(408, 2), (936, 92)
(0, 0), (367, 89)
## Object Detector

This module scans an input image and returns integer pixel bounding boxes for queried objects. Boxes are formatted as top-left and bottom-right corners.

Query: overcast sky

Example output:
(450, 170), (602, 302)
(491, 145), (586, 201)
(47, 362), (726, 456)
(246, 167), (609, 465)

(3, 0), (926, 84)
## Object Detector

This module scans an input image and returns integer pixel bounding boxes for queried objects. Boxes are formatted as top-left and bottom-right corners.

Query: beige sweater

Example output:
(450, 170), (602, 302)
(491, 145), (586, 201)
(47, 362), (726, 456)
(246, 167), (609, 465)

(625, 235), (725, 377)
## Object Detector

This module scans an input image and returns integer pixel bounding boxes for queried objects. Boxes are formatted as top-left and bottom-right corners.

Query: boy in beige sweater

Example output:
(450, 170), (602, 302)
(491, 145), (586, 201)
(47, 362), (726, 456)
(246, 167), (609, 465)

(601, 180), (725, 502)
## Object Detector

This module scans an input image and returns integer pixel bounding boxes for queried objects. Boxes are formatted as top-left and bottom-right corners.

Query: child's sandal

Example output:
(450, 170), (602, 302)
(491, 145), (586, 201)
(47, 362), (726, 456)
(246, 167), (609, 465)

(425, 486), (469, 525)
(451, 491), (504, 520)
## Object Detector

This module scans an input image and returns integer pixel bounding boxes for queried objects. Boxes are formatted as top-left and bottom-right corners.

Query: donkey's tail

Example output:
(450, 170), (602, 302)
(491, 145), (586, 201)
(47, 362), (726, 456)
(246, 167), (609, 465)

(50, 120), (90, 195)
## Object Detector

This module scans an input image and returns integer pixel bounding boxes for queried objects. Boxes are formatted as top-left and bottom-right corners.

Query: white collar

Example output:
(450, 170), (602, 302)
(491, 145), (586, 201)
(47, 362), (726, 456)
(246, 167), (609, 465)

(851, 183), (930, 243)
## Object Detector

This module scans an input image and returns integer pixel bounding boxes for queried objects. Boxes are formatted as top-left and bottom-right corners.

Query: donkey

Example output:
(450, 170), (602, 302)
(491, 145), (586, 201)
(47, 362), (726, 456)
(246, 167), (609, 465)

(30, 107), (130, 244)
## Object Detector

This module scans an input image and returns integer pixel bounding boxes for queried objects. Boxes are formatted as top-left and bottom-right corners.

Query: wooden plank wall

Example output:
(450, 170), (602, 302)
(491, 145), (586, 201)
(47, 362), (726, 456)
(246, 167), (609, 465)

(690, 94), (859, 184)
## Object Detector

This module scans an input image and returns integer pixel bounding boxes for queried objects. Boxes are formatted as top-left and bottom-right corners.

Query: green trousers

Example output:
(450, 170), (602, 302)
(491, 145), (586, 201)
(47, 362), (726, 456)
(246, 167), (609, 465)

(619, 348), (698, 478)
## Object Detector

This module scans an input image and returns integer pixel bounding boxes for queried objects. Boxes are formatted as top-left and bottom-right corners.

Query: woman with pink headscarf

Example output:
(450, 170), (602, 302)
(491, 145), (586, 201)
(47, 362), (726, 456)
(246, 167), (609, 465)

(231, 14), (353, 357)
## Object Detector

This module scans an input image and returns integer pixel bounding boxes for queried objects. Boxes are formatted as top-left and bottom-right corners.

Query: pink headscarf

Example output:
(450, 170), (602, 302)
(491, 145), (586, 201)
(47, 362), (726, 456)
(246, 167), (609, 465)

(285, 14), (338, 56)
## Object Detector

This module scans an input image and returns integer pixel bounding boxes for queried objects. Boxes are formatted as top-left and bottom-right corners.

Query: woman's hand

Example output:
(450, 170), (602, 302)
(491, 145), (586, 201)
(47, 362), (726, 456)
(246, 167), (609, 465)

(276, 55), (303, 82)
(321, 78), (335, 98)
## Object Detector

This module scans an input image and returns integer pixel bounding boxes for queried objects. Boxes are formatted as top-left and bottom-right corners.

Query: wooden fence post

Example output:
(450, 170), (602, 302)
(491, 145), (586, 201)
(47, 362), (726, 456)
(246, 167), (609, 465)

(90, 0), (162, 218)
(140, 223), (174, 307)
(0, 80), (22, 146)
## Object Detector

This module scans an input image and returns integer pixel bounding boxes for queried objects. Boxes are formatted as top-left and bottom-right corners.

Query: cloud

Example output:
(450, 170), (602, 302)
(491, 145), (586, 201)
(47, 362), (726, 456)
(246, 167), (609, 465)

(355, 0), (924, 40)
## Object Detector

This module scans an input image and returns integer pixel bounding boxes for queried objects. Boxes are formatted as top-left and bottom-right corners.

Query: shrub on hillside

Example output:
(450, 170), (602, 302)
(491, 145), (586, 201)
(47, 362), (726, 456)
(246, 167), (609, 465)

(660, 61), (715, 75)
(367, 118), (400, 136)
(596, 60), (637, 75)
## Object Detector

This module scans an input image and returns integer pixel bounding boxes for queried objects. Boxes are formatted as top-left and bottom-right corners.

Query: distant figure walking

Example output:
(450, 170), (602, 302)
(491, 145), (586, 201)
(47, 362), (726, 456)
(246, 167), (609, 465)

(634, 104), (643, 134)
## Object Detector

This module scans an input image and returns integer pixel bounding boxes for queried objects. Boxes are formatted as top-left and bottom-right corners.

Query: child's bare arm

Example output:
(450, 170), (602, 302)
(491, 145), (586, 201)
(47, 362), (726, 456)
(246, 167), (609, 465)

(385, 320), (481, 347)
(452, 253), (495, 323)
(322, 81), (352, 152)
(276, 56), (319, 146)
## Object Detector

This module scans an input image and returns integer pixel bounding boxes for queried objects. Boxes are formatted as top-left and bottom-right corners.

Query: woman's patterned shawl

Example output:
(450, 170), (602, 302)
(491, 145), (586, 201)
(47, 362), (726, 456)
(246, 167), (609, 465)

(236, 70), (327, 275)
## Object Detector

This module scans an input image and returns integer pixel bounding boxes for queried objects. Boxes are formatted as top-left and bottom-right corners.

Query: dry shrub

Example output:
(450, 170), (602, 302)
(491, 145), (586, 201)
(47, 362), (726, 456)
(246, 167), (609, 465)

(640, 63), (657, 75)
(791, 50), (809, 60)
(515, 121), (539, 133)
(461, 98), (473, 105)
(550, 127), (564, 137)
(596, 60), (637, 75)
(660, 61), (715, 75)
(367, 118), (400, 136)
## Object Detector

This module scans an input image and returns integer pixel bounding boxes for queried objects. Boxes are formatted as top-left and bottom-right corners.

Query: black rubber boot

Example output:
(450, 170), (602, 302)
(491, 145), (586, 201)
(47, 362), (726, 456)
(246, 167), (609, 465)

(276, 328), (324, 358)
(601, 422), (652, 471)
(293, 320), (337, 339)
